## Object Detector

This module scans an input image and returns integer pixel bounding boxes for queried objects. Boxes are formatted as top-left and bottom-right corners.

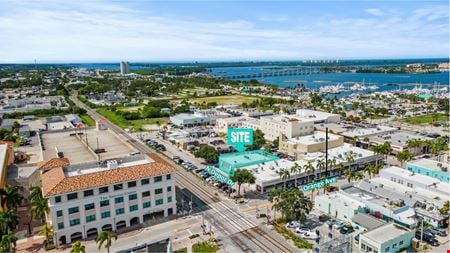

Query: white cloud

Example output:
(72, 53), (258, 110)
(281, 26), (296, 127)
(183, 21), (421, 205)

(364, 8), (384, 16)
(0, 1), (448, 62)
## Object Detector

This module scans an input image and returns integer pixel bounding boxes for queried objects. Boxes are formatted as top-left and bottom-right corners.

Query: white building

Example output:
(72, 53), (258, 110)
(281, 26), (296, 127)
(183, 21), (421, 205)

(170, 113), (210, 127)
(120, 61), (129, 75)
(295, 109), (341, 123)
(40, 154), (176, 245)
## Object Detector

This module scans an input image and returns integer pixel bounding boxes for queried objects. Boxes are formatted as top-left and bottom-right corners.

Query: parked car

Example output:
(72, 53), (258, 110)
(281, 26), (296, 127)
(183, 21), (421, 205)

(426, 227), (447, 237)
(416, 232), (439, 246)
(326, 219), (336, 227)
(332, 221), (345, 230)
(301, 231), (320, 240)
(319, 215), (330, 222)
(295, 227), (311, 234)
(340, 225), (354, 234)
(286, 221), (301, 228)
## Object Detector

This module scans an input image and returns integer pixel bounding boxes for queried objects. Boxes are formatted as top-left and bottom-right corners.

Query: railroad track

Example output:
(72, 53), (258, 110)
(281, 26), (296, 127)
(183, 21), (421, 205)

(72, 94), (294, 253)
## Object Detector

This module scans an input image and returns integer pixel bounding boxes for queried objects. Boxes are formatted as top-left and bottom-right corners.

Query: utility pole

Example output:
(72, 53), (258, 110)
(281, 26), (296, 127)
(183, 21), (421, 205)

(325, 127), (329, 177)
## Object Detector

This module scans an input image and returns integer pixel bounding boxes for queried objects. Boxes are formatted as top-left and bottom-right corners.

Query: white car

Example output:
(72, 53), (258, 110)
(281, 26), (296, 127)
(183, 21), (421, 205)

(295, 227), (311, 234)
(286, 221), (301, 228)
(301, 231), (320, 240)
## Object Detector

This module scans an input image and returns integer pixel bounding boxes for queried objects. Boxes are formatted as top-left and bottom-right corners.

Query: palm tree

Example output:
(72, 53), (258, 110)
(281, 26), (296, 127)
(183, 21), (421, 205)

(31, 197), (49, 223)
(336, 162), (347, 176)
(0, 209), (19, 233)
(326, 158), (337, 177)
(38, 224), (53, 246)
(29, 186), (43, 202)
(344, 169), (364, 183)
(0, 185), (23, 211)
(278, 168), (291, 189)
(345, 154), (355, 168)
(364, 164), (376, 178)
(268, 189), (283, 222)
(71, 241), (86, 253)
(290, 163), (301, 187)
(396, 151), (414, 168)
(230, 169), (256, 197)
(316, 159), (326, 178)
(96, 230), (117, 253)
(303, 161), (315, 183)
(0, 233), (17, 252)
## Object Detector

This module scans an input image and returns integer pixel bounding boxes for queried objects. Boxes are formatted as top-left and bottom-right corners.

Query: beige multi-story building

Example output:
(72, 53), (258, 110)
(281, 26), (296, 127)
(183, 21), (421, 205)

(215, 115), (314, 141)
(40, 154), (176, 246)
(279, 131), (344, 158)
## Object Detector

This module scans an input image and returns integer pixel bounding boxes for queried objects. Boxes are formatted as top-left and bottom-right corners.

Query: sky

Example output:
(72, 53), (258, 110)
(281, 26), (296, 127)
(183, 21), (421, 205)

(0, 0), (449, 63)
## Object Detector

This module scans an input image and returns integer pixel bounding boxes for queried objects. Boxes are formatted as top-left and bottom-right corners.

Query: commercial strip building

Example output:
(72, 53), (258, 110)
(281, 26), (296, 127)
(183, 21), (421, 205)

(341, 125), (398, 142)
(358, 223), (415, 253)
(169, 113), (211, 127)
(406, 158), (449, 183)
(369, 131), (432, 155)
(40, 154), (176, 245)
(207, 144), (379, 193)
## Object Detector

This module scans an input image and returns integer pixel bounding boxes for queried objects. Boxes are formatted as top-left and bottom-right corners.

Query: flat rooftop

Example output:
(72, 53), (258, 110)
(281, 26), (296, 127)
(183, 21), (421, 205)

(407, 158), (449, 172)
(362, 223), (412, 244)
(315, 123), (349, 134)
(286, 131), (340, 145)
(65, 155), (153, 177)
(342, 125), (398, 138)
(295, 109), (340, 121)
(380, 166), (441, 187)
(240, 159), (299, 182)
(41, 129), (135, 164)
(370, 131), (432, 147)
(219, 150), (279, 170)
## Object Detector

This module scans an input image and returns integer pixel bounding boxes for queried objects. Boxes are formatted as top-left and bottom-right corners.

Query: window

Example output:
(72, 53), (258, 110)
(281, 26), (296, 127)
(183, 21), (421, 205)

(55, 196), (61, 203)
(84, 189), (94, 197)
(168, 196), (172, 203)
(116, 208), (125, 215)
(115, 196), (124, 204)
(100, 200), (109, 207)
(56, 210), (63, 217)
(85, 203), (95, 210)
(70, 218), (80, 226)
(57, 222), (64, 229)
(67, 192), (78, 200)
(399, 241), (403, 246)
(128, 194), (137, 201)
(129, 204), (138, 212)
(68, 207), (79, 214)
(101, 211), (111, 219)
(167, 186), (172, 192)
(361, 244), (366, 250)
(385, 247), (390, 252)
(142, 191), (150, 197)
(143, 202), (151, 208)
(128, 181), (137, 188)
(392, 243), (397, 248)
(154, 176), (162, 182)
(86, 215), (96, 222)
(99, 186), (109, 194)
(114, 184), (123, 191)
(155, 188), (163, 195)
(166, 174), (171, 180)
(141, 178), (150, 185)
(155, 199), (163, 205)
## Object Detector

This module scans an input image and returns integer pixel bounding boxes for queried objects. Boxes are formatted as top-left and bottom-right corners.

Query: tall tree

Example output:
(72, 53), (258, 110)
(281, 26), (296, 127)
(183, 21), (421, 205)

(0, 185), (23, 211)
(0, 233), (17, 252)
(31, 198), (49, 223)
(303, 161), (315, 183)
(96, 230), (117, 253)
(396, 151), (414, 167)
(71, 241), (86, 253)
(278, 168), (291, 189)
(231, 169), (256, 197)
(290, 163), (301, 187)
(38, 224), (53, 246)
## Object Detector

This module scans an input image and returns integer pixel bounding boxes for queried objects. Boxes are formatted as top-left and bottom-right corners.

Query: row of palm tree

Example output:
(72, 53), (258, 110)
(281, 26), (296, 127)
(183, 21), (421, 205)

(0, 184), (24, 251)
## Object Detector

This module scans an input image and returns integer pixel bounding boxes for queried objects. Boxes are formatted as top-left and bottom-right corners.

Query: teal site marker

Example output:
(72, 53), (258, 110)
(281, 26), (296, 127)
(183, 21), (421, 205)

(227, 128), (253, 152)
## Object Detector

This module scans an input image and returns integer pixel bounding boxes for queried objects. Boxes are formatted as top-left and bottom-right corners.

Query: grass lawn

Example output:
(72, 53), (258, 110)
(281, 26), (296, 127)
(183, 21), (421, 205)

(191, 241), (220, 253)
(80, 114), (95, 127)
(96, 108), (167, 130)
(404, 113), (449, 125)
(118, 105), (144, 112)
(188, 95), (258, 105)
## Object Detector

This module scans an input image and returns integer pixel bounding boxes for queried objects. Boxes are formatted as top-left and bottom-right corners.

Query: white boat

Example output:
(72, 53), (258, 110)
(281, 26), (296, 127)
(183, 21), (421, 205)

(319, 84), (345, 94)
(350, 83), (367, 91)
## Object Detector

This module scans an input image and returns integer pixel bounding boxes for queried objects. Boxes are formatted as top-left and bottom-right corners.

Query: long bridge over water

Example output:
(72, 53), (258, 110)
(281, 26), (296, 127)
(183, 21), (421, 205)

(217, 66), (322, 80)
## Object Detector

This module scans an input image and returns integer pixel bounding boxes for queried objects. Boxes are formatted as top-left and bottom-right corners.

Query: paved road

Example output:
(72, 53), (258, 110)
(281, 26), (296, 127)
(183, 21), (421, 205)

(71, 93), (295, 252)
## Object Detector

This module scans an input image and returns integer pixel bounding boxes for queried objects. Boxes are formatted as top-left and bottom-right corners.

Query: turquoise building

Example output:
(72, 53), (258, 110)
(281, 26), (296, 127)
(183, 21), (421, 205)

(217, 150), (279, 177)
(406, 158), (449, 183)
